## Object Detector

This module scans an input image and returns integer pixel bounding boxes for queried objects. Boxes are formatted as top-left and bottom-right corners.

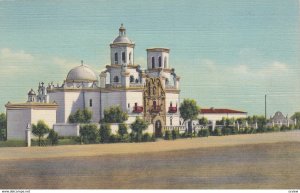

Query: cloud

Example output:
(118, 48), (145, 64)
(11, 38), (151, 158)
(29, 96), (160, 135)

(0, 48), (35, 74)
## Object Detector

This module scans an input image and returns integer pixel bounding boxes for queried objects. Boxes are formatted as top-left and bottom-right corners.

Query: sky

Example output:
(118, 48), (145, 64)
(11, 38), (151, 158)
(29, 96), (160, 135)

(0, 0), (299, 117)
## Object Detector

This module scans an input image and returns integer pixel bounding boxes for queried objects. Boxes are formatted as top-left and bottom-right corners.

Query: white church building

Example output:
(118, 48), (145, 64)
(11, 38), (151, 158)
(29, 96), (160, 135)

(6, 24), (182, 140)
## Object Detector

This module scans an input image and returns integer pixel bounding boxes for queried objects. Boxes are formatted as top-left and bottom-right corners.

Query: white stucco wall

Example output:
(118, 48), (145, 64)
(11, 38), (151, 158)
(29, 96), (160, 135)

(7, 108), (56, 140)
(198, 113), (247, 122)
(147, 51), (169, 69)
(48, 91), (65, 123)
(84, 91), (101, 123)
(7, 109), (31, 140)
(64, 91), (84, 123)
(53, 123), (80, 137)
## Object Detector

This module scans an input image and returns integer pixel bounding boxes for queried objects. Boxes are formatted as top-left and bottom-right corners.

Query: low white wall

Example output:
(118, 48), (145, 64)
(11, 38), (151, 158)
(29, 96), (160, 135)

(53, 123), (80, 137)
(53, 123), (154, 137)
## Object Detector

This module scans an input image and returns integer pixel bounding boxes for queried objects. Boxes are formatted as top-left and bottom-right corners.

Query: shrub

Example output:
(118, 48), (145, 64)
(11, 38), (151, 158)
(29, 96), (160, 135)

(231, 127), (239, 135)
(171, 129), (180, 140)
(69, 108), (92, 123)
(109, 134), (121, 143)
(80, 124), (99, 144)
(164, 130), (172, 140)
(213, 128), (223, 136)
(280, 125), (289, 132)
(99, 124), (111, 143)
(118, 123), (128, 137)
(197, 129), (209, 137)
(129, 132), (135, 143)
(222, 127), (232, 135)
(32, 120), (50, 146)
(142, 133), (152, 142)
(151, 134), (156, 142)
(102, 106), (128, 123)
(130, 117), (149, 142)
(47, 129), (59, 145)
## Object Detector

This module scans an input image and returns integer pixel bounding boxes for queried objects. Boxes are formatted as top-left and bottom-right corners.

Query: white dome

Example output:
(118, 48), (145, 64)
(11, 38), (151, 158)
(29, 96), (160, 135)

(66, 65), (98, 83)
(113, 35), (132, 44)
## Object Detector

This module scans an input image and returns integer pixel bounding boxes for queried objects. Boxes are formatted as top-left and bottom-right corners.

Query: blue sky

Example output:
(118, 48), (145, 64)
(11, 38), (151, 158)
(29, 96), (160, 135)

(0, 0), (299, 116)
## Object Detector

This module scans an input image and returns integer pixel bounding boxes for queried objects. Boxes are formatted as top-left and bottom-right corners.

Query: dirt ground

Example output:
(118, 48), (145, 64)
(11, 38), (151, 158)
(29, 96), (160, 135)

(0, 131), (300, 189)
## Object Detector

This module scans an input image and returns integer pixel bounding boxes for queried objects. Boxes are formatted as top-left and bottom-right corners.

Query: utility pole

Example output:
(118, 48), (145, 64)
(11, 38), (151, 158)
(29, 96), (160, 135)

(265, 94), (267, 119)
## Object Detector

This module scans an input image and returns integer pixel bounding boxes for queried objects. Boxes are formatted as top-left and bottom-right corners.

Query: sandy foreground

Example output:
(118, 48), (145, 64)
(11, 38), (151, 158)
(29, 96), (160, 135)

(0, 130), (300, 160)
(0, 131), (300, 189)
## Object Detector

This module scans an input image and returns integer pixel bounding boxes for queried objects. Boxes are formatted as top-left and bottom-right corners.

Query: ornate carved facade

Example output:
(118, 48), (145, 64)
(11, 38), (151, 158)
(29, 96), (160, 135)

(143, 77), (166, 136)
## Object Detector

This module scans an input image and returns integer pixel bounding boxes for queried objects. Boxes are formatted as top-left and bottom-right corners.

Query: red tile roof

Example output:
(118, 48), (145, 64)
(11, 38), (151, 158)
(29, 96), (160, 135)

(199, 108), (247, 114)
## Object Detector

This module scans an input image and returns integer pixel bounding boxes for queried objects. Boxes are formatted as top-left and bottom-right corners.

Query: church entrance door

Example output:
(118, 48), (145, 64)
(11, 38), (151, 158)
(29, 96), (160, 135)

(155, 120), (162, 138)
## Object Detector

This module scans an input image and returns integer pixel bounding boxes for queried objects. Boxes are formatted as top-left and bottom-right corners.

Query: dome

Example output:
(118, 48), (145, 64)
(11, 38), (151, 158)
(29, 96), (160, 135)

(113, 35), (132, 44)
(112, 24), (133, 44)
(66, 65), (98, 83)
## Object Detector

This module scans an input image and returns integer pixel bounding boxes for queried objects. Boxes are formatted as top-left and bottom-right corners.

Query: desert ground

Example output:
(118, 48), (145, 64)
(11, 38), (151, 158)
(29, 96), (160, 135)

(0, 131), (299, 189)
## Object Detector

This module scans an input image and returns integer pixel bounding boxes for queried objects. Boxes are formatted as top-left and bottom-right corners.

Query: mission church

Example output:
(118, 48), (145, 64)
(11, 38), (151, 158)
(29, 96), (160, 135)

(6, 24), (182, 140)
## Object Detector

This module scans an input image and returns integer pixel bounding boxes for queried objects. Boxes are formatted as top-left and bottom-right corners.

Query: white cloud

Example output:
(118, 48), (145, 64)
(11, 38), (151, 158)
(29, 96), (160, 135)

(0, 48), (33, 61)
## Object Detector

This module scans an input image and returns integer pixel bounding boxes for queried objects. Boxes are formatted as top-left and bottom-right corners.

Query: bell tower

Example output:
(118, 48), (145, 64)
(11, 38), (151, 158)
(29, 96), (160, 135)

(110, 24), (135, 66)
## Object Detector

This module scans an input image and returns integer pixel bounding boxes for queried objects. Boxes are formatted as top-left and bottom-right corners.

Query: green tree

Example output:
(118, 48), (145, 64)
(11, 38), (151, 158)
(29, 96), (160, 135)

(47, 129), (59, 145)
(118, 123), (128, 142)
(291, 112), (300, 129)
(80, 124), (99, 144)
(32, 120), (50, 146)
(198, 117), (209, 126)
(130, 117), (149, 142)
(0, 113), (6, 141)
(179, 99), (200, 133)
(102, 106), (128, 123)
(69, 108), (92, 123)
(99, 123), (111, 143)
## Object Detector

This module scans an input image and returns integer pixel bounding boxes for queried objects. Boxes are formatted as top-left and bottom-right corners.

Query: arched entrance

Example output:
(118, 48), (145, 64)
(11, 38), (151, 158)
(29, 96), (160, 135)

(155, 120), (162, 138)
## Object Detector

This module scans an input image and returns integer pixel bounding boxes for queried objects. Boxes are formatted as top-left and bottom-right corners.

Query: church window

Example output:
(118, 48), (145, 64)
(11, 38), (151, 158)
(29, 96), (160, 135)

(165, 78), (169, 85)
(128, 103), (130, 108)
(152, 57), (155, 68)
(114, 53), (118, 64)
(164, 56), (167, 68)
(153, 86), (156, 95)
(114, 76), (119, 82)
(129, 52), (132, 64)
(153, 101), (157, 108)
(130, 75), (134, 83)
(122, 52), (126, 63)
(158, 56), (162, 67)
(89, 99), (92, 107)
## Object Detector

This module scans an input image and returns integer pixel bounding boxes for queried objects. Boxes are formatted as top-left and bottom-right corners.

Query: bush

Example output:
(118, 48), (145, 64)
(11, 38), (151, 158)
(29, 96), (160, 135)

(69, 108), (92, 123)
(47, 129), (59, 145)
(222, 127), (232, 135)
(164, 130), (172, 140)
(171, 129), (180, 140)
(197, 129), (209, 137)
(99, 124), (111, 143)
(129, 132), (135, 143)
(80, 124), (99, 144)
(181, 131), (192, 138)
(231, 127), (239, 135)
(31, 138), (50, 146)
(213, 128), (223, 136)
(151, 134), (156, 142)
(280, 125), (289, 132)
(142, 133), (152, 142)
(109, 134), (121, 143)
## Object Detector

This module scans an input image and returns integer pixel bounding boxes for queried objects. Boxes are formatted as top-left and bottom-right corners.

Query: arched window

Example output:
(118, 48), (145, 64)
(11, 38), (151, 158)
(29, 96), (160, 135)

(89, 99), (93, 107)
(152, 57), (155, 68)
(165, 78), (169, 85)
(158, 56), (162, 67)
(113, 76), (119, 83)
(130, 75), (134, 83)
(114, 53), (118, 64)
(129, 52), (132, 64)
(122, 52), (126, 63)
(164, 56), (167, 68)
